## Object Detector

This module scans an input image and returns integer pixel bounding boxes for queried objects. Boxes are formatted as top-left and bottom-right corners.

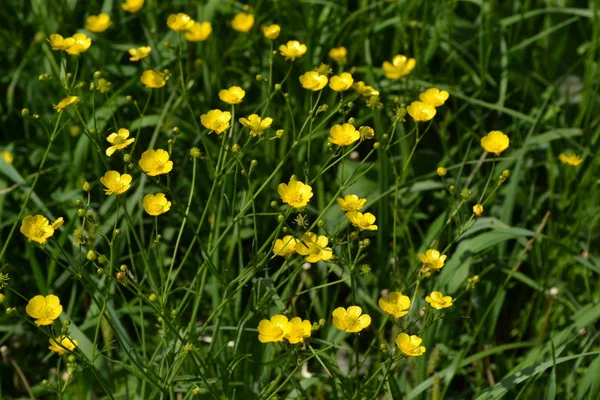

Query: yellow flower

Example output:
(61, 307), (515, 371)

(419, 88), (449, 107)
(219, 86), (246, 104)
(336, 195), (367, 211)
(273, 235), (299, 257)
(2, 151), (14, 164)
(185, 21), (212, 42)
(473, 204), (484, 217)
(383, 54), (416, 79)
(258, 315), (292, 343)
(121, 0), (144, 13)
(279, 40), (307, 61)
(278, 177), (313, 208)
(52, 217), (64, 230)
(49, 336), (78, 355)
(86, 13), (111, 33)
(329, 72), (354, 92)
(53, 96), (80, 112)
(332, 306), (371, 333)
(262, 24), (280, 39)
(26, 294), (62, 326)
(97, 78), (111, 93)
(559, 153), (583, 167)
(20, 215), (54, 244)
(407, 101), (436, 122)
(201, 109), (232, 134)
(100, 171), (132, 195)
(418, 249), (447, 271)
(346, 211), (378, 231)
(128, 46), (151, 61)
(425, 291), (453, 310)
(480, 130), (509, 155)
(167, 13), (194, 31)
(395, 333), (426, 357)
(379, 292), (411, 318)
(139, 149), (173, 176)
(353, 81), (380, 96)
(231, 12), (254, 33)
(299, 71), (328, 91)
(239, 114), (273, 137)
(143, 193), (171, 216)
(48, 34), (75, 50)
(287, 317), (312, 344)
(140, 70), (166, 88)
(437, 167), (447, 177)
(296, 233), (333, 263)
(329, 46), (347, 64)
(64, 33), (92, 55)
(105, 128), (135, 157)
(328, 123), (360, 147)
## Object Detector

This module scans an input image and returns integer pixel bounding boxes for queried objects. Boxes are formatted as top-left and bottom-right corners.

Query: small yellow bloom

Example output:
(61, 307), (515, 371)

(278, 177), (313, 208)
(329, 46), (347, 64)
(128, 46), (151, 61)
(53, 96), (80, 112)
(407, 101), (436, 122)
(143, 193), (171, 216)
(559, 153), (583, 167)
(239, 114), (273, 137)
(105, 128), (135, 157)
(425, 291), (453, 310)
(219, 86), (246, 104)
(287, 317), (312, 344)
(167, 13), (194, 31)
(231, 12), (254, 32)
(329, 72), (354, 92)
(201, 109), (232, 134)
(418, 249), (447, 271)
(383, 54), (416, 79)
(20, 215), (54, 244)
(353, 81), (380, 96)
(2, 151), (14, 164)
(473, 204), (484, 217)
(49, 336), (78, 355)
(52, 217), (64, 230)
(139, 149), (173, 176)
(379, 292), (411, 318)
(97, 78), (111, 93)
(296, 233), (332, 263)
(48, 34), (75, 50)
(26, 294), (62, 326)
(86, 13), (111, 33)
(332, 306), (371, 333)
(346, 211), (378, 231)
(140, 70), (166, 88)
(437, 167), (447, 177)
(273, 235), (299, 257)
(185, 21), (212, 42)
(258, 315), (292, 343)
(100, 171), (132, 195)
(336, 195), (367, 211)
(395, 333), (426, 357)
(419, 88), (449, 107)
(121, 0), (144, 13)
(64, 33), (92, 55)
(262, 24), (280, 40)
(279, 40), (307, 61)
(481, 130), (509, 155)
(328, 123), (360, 147)
(299, 71), (328, 91)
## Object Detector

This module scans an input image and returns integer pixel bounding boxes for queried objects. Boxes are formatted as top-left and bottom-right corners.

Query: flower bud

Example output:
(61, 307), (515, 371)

(373, 142), (380, 149)
(347, 117), (356, 125)
(113, 228), (121, 237)
(276, 129), (285, 138)
(75, 199), (84, 207)
(97, 268), (104, 275)
(149, 293), (158, 302)
(232, 144), (241, 153)
(0, 293), (5, 304)
(277, 214), (285, 222)
(87, 250), (97, 261)
(123, 154), (132, 163)
(82, 181), (91, 192)
(250, 159), (258, 169)
(93, 71), (102, 79)
(317, 220), (325, 227)
(116, 272), (125, 281)
(77, 208), (86, 217)
(190, 147), (202, 158)
(21, 108), (30, 117)
(270, 201), (278, 208)
(126, 95), (133, 102)
(172, 127), (180, 135)
(473, 204), (484, 217)
(274, 83), (282, 91)
(255, 74), (264, 81)
(120, 265), (128, 272)
(437, 167), (447, 177)
(460, 189), (471, 200)
(449, 185), (455, 193)
(97, 255), (108, 264)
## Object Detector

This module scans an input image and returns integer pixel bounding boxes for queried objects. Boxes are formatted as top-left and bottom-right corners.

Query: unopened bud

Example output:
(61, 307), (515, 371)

(86, 250), (97, 261)
(437, 167), (447, 177)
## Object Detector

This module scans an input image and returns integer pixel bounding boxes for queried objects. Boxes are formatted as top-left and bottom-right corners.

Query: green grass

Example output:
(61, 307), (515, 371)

(0, 0), (599, 399)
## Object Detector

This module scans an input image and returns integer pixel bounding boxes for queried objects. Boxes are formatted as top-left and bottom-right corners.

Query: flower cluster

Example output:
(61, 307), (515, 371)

(258, 315), (312, 344)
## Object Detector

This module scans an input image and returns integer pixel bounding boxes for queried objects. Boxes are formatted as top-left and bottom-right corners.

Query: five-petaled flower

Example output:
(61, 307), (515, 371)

(121, 0), (144, 13)
(273, 235), (299, 257)
(329, 46), (347, 64)
(53, 96), (80, 112)
(129, 46), (151, 61)
(26, 294), (63, 326)
(219, 86), (246, 104)
(100, 171), (132, 195)
(139, 149), (173, 176)
(329, 73), (354, 92)
(379, 292), (411, 318)
(65, 33), (92, 55)
(257, 315), (292, 343)
(140, 70), (166, 88)
(383, 54), (416, 79)
(86, 13), (112, 33)
(481, 131), (509, 155)
(201, 109), (232, 134)
(425, 291), (453, 310)
(279, 40), (307, 61)
(407, 101), (436, 122)
(143, 193), (171, 216)
(328, 123), (360, 147)
(287, 317), (312, 344)
(332, 306), (371, 333)
(167, 13), (194, 31)
(346, 211), (378, 231)
(239, 114), (273, 137)
(231, 12), (254, 32)
(278, 177), (313, 208)
(395, 333), (426, 357)
(185, 21), (212, 41)
(299, 71), (328, 91)
(262, 24), (280, 39)
(337, 195), (367, 211)
(419, 88), (450, 108)
(296, 233), (333, 263)
(49, 336), (78, 355)
(418, 249), (447, 271)
(20, 215), (61, 244)
(559, 153), (582, 166)
(105, 128), (135, 157)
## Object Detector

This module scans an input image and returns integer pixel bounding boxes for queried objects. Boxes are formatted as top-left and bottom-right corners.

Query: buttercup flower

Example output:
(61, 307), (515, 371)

(395, 333), (426, 357)
(418, 249), (447, 271)
(425, 291), (453, 310)
(279, 40), (307, 61)
(481, 131), (509, 155)
(262, 24), (280, 39)
(559, 153), (583, 166)
(332, 306), (371, 333)
(337, 195), (367, 211)
(121, 0), (144, 12)
(140, 70), (166, 88)
(346, 211), (378, 231)
(64, 33), (91, 55)
(299, 71), (328, 91)
(49, 336), (78, 355)
(296, 233), (332, 263)
(239, 114), (273, 137)
(219, 86), (245, 104)
(329, 46), (347, 64)
(328, 123), (360, 147)
(100, 171), (132, 195)
(273, 235), (299, 257)
(383, 54), (416, 79)
(86, 13), (111, 33)
(143, 193), (171, 216)
(2, 151), (13, 164)
(287, 317), (312, 344)
(329, 73), (354, 92)
(379, 292), (411, 318)
(128, 46), (151, 61)
(185, 21), (212, 41)
(53, 96), (80, 112)
(258, 315), (292, 343)
(167, 13), (194, 31)
(278, 177), (313, 208)
(232, 12), (254, 32)
(353, 81), (380, 96)
(419, 88), (449, 107)
(49, 34), (75, 50)
(139, 149), (173, 176)
(105, 128), (135, 157)
(473, 204), (484, 217)
(20, 215), (55, 244)
(26, 295), (62, 326)
(407, 101), (436, 122)
(201, 109), (232, 134)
